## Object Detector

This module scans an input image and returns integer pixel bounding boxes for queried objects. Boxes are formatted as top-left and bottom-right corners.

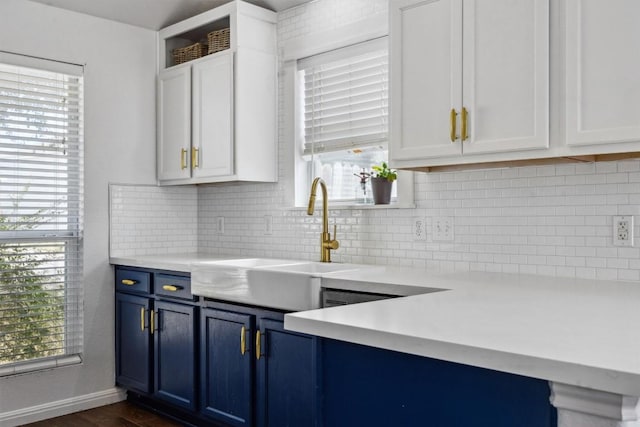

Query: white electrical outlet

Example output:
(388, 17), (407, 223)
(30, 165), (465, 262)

(216, 216), (225, 234)
(613, 215), (633, 247)
(264, 215), (273, 235)
(433, 216), (454, 242)
(412, 217), (427, 241)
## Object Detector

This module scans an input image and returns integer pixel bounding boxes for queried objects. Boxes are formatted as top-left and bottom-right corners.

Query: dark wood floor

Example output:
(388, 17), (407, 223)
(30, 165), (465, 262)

(21, 401), (183, 427)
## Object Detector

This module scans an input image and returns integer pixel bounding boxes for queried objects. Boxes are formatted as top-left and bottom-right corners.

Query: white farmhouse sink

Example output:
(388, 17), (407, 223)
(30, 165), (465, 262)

(191, 258), (371, 311)
(260, 262), (363, 275)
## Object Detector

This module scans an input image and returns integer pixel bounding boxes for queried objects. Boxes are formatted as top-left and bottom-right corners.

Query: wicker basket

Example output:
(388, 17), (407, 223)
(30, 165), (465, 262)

(207, 28), (231, 55)
(172, 42), (207, 65)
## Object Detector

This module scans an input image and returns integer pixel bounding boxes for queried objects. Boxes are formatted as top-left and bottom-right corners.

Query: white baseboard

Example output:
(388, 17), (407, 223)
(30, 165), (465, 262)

(0, 387), (126, 426)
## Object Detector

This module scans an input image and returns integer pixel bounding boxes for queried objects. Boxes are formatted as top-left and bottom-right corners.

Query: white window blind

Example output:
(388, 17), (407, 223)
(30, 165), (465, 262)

(0, 54), (84, 370)
(299, 37), (388, 156)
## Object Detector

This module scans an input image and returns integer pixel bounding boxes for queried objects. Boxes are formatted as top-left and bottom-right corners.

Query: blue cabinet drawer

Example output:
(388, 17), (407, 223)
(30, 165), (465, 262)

(155, 274), (193, 300)
(116, 268), (151, 294)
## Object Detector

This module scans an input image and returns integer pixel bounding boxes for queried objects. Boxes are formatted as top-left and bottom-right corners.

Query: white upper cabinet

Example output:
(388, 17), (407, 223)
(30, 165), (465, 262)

(565, 0), (640, 147)
(157, 0), (277, 185)
(461, 0), (549, 155)
(390, 0), (462, 161)
(390, 0), (549, 168)
(192, 53), (234, 179)
(158, 66), (191, 181)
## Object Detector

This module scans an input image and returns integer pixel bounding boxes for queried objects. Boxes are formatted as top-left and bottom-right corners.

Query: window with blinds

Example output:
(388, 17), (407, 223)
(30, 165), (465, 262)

(298, 37), (392, 204)
(0, 53), (84, 372)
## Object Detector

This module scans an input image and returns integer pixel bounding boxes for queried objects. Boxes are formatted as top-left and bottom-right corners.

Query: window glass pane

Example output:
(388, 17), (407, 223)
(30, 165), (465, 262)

(308, 148), (396, 204)
(0, 56), (83, 370)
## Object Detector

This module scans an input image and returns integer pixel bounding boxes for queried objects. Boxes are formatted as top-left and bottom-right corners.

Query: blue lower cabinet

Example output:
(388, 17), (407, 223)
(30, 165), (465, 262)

(200, 308), (254, 427)
(153, 300), (197, 411)
(321, 339), (556, 427)
(256, 317), (320, 427)
(200, 304), (320, 427)
(115, 292), (152, 393)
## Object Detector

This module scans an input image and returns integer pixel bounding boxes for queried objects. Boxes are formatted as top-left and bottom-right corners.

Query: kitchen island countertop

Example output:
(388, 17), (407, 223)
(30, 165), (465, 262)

(288, 267), (640, 397)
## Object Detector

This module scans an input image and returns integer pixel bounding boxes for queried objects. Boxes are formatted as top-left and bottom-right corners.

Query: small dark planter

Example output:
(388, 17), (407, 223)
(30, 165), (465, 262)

(371, 177), (394, 205)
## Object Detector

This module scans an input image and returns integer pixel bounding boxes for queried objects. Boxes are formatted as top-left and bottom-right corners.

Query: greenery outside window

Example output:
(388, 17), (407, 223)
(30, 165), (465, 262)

(0, 53), (84, 373)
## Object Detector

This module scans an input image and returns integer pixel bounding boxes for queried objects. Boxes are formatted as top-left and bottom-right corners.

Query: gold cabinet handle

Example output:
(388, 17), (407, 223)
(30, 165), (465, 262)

(450, 108), (458, 143)
(140, 307), (145, 331)
(192, 147), (199, 169)
(241, 326), (247, 355)
(461, 107), (468, 141)
(255, 330), (261, 360)
(121, 279), (137, 286)
(162, 285), (183, 292)
(150, 310), (155, 335)
(180, 148), (187, 170)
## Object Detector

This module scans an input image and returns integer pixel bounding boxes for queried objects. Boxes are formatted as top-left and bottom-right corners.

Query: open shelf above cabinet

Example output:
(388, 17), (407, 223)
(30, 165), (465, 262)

(158, 0), (277, 73)
(164, 16), (231, 69)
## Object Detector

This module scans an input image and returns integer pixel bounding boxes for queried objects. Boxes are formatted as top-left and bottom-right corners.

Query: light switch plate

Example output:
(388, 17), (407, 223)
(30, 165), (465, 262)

(433, 216), (454, 242)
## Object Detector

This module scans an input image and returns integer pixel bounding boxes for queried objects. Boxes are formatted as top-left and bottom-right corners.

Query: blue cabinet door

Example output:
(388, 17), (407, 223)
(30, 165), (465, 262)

(154, 300), (197, 411)
(200, 308), (254, 427)
(256, 317), (320, 427)
(115, 292), (151, 393)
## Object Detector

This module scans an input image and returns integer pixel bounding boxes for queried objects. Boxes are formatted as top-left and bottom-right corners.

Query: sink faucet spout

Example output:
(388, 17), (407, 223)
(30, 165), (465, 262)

(307, 177), (339, 262)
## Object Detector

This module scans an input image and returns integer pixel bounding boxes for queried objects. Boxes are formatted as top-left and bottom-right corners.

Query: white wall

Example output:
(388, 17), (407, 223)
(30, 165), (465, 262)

(0, 0), (157, 422)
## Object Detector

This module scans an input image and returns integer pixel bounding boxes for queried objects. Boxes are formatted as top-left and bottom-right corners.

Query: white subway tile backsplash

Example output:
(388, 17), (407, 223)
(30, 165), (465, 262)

(190, 158), (640, 281)
(109, 184), (197, 257)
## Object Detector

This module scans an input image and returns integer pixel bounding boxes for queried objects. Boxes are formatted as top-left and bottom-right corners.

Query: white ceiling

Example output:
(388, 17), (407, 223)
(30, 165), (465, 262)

(27, 0), (311, 30)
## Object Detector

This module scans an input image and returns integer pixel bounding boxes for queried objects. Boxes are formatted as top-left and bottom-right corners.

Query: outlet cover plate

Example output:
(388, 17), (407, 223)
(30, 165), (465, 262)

(264, 215), (273, 235)
(412, 217), (427, 241)
(613, 215), (633, 247)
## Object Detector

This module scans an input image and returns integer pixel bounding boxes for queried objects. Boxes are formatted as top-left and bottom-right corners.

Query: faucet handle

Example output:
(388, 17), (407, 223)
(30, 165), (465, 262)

(326, 224), (339, 250)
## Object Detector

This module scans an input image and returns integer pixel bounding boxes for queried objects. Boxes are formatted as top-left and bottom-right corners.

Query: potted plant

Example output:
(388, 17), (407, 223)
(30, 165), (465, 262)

(370, 161), (397, 205)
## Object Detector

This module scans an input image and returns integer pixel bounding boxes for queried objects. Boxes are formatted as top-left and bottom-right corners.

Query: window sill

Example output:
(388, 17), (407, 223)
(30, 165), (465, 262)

(0, 354), (82, 377)
(285, 202), (416, 211)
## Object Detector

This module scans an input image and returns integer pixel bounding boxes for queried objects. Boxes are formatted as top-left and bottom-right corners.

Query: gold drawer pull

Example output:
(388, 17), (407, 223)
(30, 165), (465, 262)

(241, 326), (247, 355)
(151, 310), (156, 335)
(121, 279), (137, 286)
(162, 285), (183, 292)
(140, 308), (145, 331)
(255, 330), (261, 360)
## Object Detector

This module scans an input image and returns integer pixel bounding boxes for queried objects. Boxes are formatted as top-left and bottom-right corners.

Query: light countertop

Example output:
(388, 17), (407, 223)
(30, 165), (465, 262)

(111, 253), (640, 397)
(288, 268), (640, 397)
(110, 253), (234, 272)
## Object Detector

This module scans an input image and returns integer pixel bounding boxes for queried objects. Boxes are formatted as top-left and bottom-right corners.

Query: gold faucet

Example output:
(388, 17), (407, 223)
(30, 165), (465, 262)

(307, 177), (339, 262)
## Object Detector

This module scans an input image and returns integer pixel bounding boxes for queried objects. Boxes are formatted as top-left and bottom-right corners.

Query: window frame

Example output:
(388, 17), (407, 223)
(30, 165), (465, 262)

(280, 15), (414, 209)
(0, 51), (84, 376)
